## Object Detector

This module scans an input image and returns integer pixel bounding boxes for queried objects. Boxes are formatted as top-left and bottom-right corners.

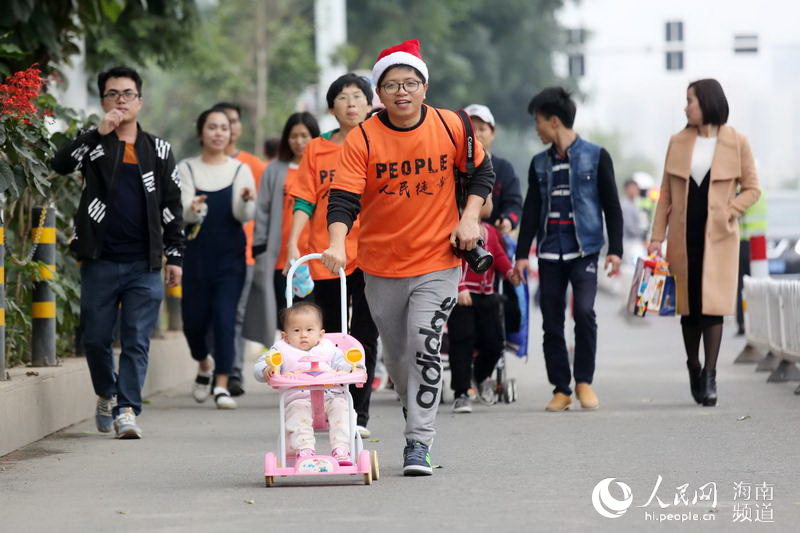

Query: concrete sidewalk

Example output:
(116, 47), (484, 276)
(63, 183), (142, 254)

(1, 293), (798, 532)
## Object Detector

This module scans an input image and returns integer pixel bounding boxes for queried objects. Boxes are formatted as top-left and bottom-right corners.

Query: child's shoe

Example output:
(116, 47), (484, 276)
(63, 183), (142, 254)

(296, 448), (316, 458)
(331, 447), (352, 466)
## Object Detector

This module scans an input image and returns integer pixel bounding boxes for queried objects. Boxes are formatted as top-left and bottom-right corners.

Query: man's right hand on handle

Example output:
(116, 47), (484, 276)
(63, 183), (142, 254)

(323, 222), (349, 273)
(321, 244), (346, 274)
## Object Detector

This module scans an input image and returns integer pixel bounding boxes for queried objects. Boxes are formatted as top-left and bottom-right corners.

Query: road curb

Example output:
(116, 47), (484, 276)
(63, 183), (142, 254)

(0, 332), (194, 457)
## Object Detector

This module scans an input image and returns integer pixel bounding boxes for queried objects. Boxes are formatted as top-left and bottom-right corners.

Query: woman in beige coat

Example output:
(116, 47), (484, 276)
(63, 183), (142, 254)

(648, 79), (760, 407)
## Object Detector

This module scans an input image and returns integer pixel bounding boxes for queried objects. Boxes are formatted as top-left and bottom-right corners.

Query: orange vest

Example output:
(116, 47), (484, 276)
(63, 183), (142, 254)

(293, 135), (360, 280)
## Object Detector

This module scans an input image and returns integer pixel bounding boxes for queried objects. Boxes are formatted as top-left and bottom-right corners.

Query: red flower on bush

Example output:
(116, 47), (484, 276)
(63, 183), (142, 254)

(0, 65), (46, 121)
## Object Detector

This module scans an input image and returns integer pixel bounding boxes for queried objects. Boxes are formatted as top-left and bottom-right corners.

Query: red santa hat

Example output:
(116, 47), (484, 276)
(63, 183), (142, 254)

(372, 40), (429, 87)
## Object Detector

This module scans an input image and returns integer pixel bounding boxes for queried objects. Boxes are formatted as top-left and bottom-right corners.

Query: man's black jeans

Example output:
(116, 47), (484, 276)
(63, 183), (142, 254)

(538, 254), (599, 395)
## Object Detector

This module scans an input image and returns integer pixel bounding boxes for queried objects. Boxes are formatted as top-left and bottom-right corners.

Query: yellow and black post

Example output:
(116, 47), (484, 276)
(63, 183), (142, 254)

(0, 208), (6, 380)
(165, 283), (182, 330)
(31, 206), (57, 366)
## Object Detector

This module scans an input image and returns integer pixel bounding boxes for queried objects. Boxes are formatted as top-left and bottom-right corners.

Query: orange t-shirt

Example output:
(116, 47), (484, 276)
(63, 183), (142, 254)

(123, 143), (138, 163)
(332, 106), (486, 278)
(275, 166), (311, 271)
(292, 135), (360, 280)
(235, 150), (267, 266)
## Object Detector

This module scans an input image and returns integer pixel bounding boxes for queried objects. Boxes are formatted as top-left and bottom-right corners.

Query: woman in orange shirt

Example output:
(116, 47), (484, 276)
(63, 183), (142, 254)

(285, 73), (379, 438)
(243, 113), (318, 346)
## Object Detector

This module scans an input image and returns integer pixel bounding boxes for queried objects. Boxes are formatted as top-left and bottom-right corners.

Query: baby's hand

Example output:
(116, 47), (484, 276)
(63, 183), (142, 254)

(263, 368), (274, 381)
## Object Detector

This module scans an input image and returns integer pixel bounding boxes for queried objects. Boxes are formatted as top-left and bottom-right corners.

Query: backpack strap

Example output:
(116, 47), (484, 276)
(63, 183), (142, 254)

(433, 107), (457, 148)
(358, 123), (370, 158)
(185, 160), (195, 181)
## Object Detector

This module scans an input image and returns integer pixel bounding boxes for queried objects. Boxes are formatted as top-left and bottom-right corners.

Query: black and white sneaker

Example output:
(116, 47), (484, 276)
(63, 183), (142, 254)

(214, 387), (237, 409)
(193, 356), (214, 403)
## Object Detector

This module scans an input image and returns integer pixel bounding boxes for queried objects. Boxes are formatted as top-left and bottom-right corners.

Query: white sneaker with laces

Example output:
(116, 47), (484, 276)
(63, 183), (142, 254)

(356, 425), (371, 438)
(113, 407), (142, 439)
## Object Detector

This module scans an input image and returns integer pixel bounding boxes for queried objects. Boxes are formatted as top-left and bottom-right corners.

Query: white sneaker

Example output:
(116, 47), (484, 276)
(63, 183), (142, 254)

(478, 379), (497, 405)
(193, 356), (214, 403)
(356, 425), (371, 438)
(113, 407), (142, 439)
(214, 387), (237, 409)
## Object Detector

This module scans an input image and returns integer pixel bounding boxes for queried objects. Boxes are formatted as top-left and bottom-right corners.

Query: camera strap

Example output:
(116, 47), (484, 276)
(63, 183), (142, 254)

(455, 109), (476, 176)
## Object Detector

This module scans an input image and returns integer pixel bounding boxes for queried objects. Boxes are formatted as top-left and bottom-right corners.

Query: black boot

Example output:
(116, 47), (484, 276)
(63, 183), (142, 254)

(687, 362), (703, 404)
(701, 369), (717, 407)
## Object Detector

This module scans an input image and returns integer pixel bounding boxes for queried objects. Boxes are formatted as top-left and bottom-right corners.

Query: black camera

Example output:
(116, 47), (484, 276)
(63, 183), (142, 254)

(453, 238), (493, 274)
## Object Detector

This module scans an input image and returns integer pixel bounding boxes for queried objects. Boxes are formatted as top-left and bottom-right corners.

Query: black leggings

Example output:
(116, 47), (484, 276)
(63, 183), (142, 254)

(313, 269), (379, 427)
(447, 294), (505, 396)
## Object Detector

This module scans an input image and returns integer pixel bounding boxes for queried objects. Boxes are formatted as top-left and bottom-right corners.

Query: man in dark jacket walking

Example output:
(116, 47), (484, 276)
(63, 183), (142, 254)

(52, 66), (184, 439)
(513, 87), (622, 413)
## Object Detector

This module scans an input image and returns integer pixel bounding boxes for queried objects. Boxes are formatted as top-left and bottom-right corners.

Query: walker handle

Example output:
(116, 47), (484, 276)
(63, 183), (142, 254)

(285, 253), (347, 334)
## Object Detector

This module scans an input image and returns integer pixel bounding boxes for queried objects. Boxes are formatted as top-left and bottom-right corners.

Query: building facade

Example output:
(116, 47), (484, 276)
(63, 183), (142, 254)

(556, 0), (800, 189)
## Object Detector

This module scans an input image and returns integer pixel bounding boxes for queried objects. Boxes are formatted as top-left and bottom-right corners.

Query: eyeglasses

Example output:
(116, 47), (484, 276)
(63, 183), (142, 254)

(380, 80), (422, 95)
(102, 90), (140, 102)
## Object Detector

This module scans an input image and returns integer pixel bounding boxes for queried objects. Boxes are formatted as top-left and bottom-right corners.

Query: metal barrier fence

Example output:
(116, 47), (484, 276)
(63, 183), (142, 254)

(742, 275), (800, 394)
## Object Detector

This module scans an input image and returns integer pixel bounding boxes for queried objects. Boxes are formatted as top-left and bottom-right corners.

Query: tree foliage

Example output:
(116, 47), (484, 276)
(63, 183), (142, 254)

(141, 0), (317, 159)
(0, 0), (198, 78)
(347, 0), (567, 129)
(0, 64), (92, 366)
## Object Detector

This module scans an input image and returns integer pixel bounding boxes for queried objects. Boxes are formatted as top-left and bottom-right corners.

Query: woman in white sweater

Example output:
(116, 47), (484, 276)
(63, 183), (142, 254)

(178, 108), (256, 409)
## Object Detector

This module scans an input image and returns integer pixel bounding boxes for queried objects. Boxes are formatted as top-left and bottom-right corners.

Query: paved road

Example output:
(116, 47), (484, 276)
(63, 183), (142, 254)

(2, 292), (799, 532)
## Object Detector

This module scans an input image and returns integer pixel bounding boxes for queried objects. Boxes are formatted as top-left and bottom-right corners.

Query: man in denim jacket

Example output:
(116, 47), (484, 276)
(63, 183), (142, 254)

(513, 87), (623, 412)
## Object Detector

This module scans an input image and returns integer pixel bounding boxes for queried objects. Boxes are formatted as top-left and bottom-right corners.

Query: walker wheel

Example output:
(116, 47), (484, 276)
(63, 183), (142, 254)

(265, 476), (274, 487)
(364, 469), (373, 485)
(371, 450), (380, 481)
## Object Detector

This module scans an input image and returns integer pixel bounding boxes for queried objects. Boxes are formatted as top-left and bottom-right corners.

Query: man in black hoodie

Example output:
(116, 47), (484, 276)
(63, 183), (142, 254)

(52, 66), (184, 439)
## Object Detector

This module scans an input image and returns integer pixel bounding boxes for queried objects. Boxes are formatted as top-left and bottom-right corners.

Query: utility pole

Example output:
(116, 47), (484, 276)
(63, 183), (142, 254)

(254, 0), (268, 154)
(314, 0), (347, 131)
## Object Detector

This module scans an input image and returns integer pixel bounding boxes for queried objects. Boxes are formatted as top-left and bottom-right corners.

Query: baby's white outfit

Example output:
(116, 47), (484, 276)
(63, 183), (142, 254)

(254, 338), (352, 453)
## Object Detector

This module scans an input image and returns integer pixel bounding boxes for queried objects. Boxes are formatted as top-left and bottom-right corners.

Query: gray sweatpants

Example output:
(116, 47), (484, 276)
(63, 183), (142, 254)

(364, 267), (459, 447)
(233, 265), (254, 378)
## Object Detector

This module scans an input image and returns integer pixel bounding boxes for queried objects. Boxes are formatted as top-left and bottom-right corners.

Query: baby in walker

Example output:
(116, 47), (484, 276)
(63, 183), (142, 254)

(254, 302), (356, 465)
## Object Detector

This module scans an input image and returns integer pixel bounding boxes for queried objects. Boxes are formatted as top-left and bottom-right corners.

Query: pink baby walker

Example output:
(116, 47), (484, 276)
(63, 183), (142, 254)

(263, 253), (379, 487)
